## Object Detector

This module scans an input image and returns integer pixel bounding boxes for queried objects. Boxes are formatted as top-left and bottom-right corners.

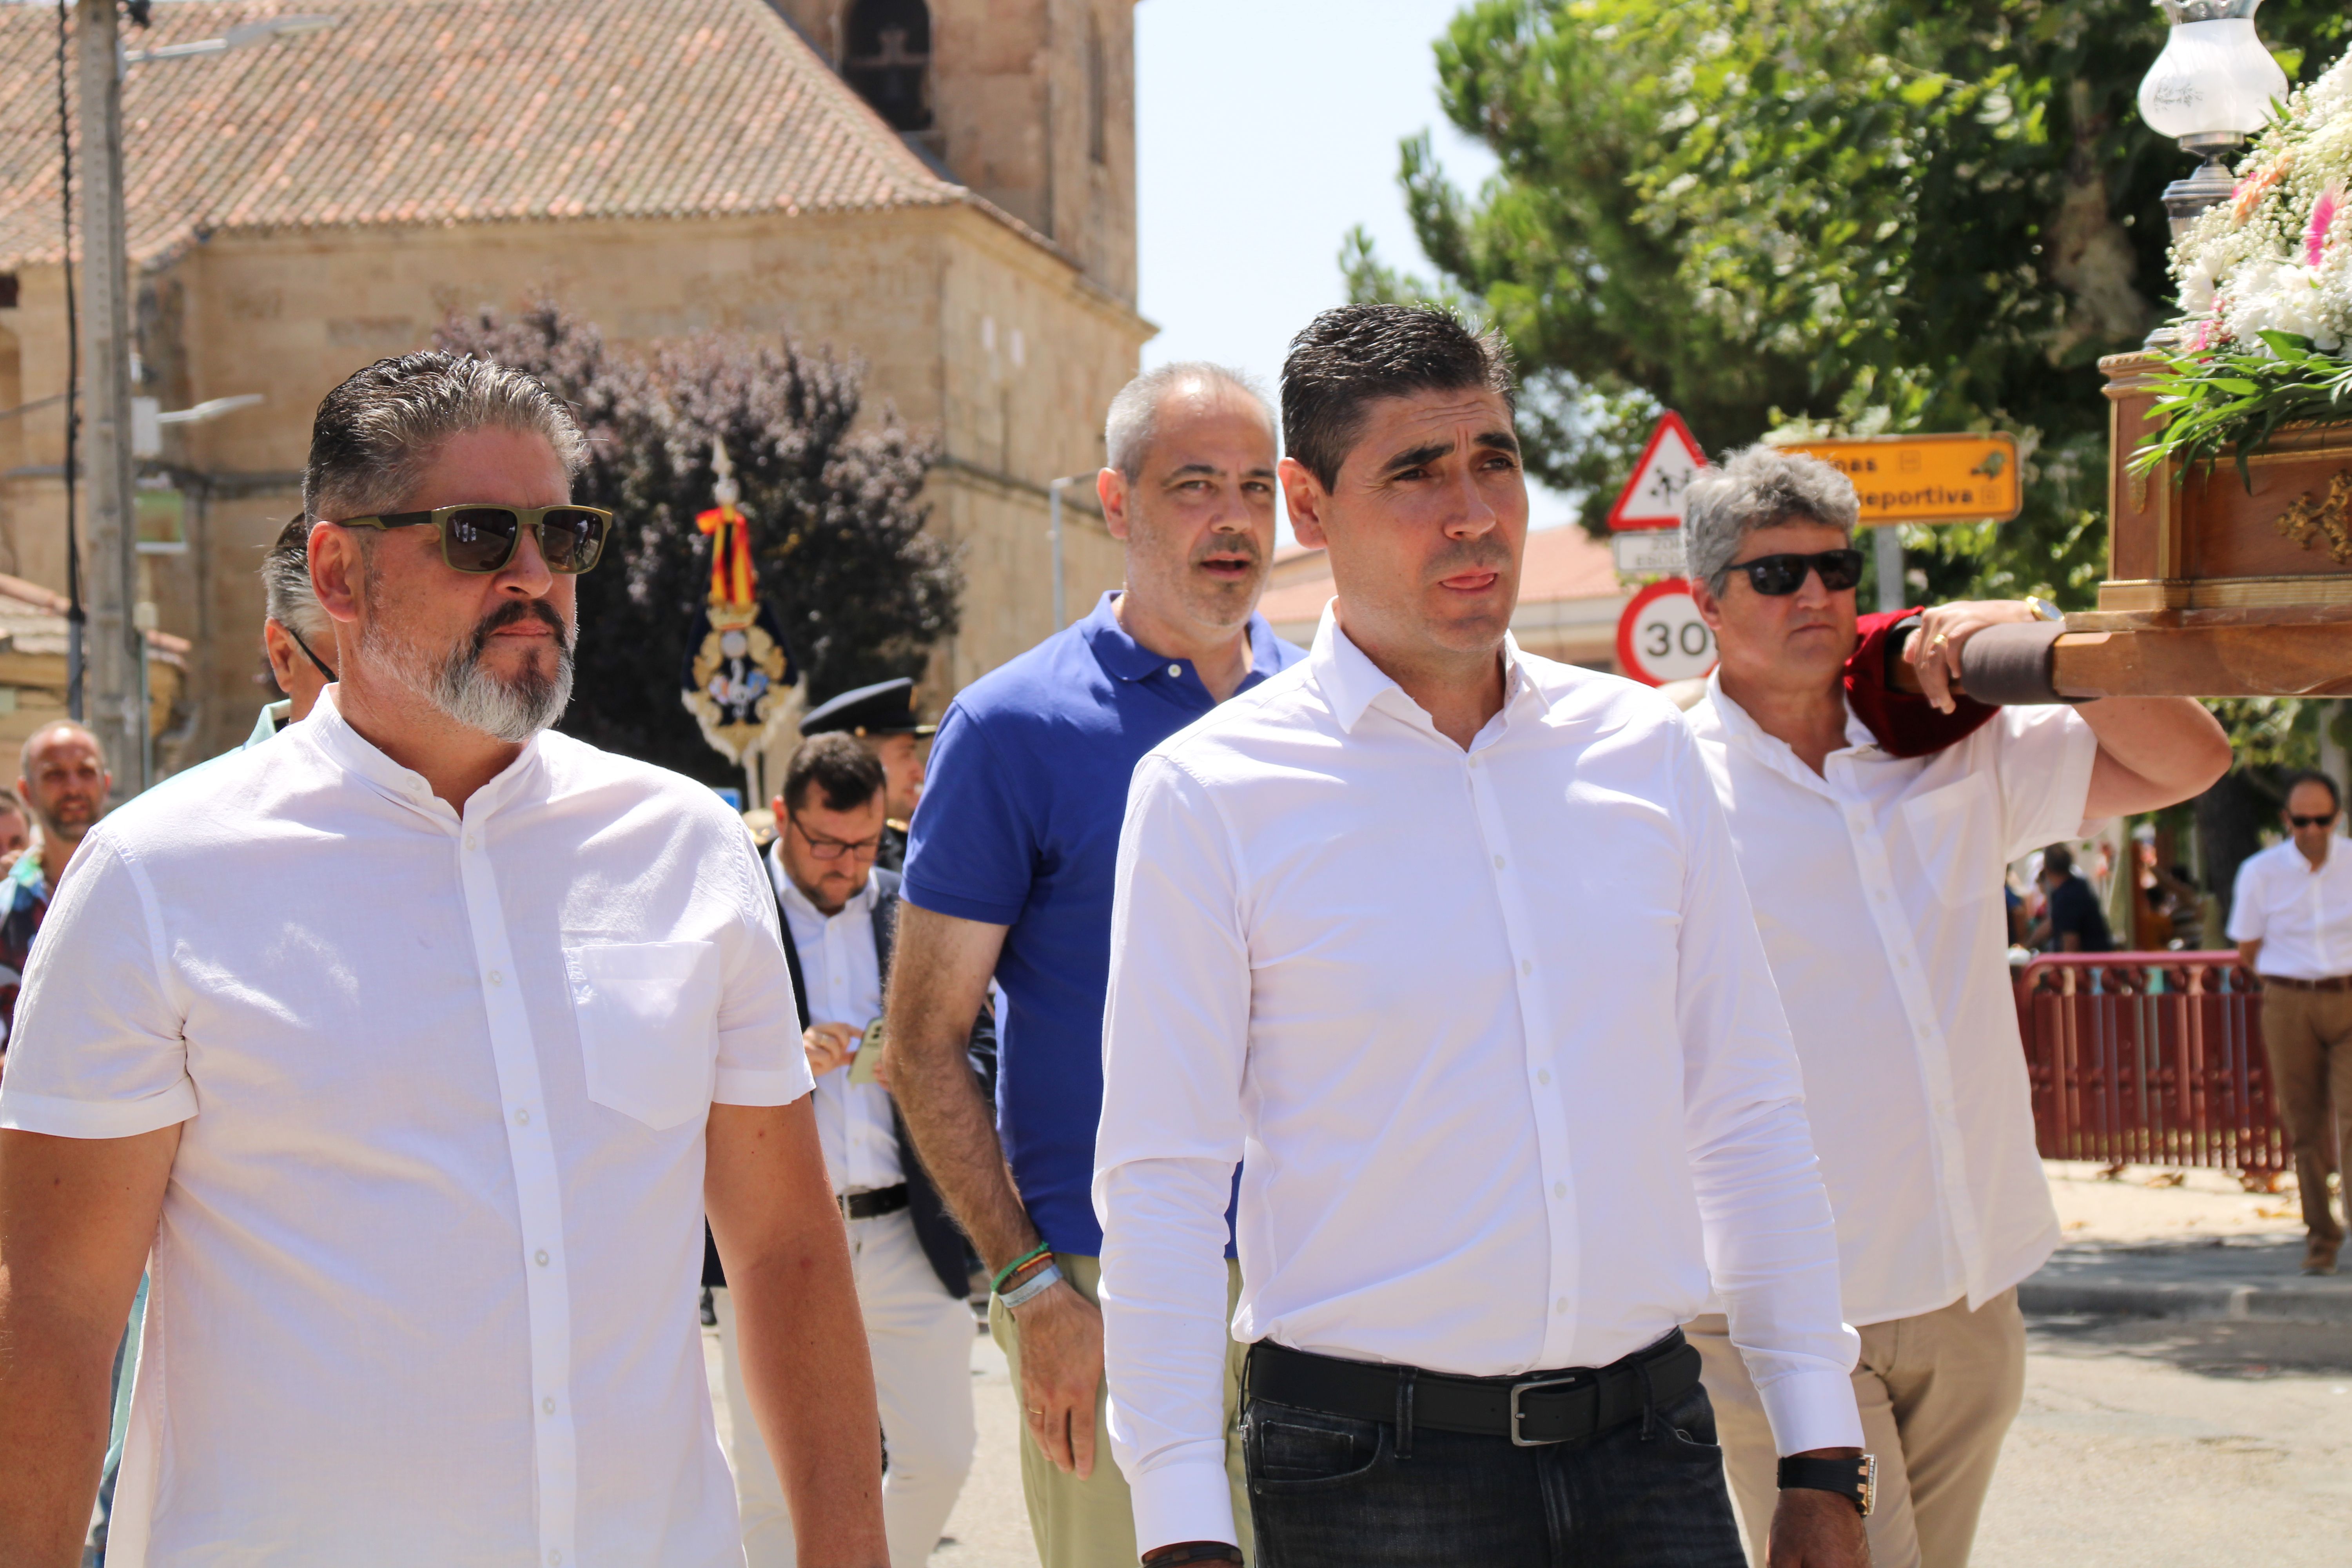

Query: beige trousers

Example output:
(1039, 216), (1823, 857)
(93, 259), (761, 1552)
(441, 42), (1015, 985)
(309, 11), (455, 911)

(989, 1253), (1253, 1568)
(2258, 984), (2352, 1247)
(1690, 1290), (2025, 1568)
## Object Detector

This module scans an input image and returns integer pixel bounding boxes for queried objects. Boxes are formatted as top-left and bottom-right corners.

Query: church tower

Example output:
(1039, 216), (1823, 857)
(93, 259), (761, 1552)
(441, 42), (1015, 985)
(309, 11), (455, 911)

(767, 0), (1138, 305)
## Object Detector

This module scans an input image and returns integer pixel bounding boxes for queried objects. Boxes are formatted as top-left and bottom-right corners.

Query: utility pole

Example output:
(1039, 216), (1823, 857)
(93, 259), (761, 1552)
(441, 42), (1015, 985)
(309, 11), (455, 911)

(75, 0), (147, 792)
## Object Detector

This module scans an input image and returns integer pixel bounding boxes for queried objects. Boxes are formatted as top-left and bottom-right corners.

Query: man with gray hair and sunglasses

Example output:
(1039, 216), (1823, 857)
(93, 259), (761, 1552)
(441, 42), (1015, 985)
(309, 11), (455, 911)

(1679, 444), (2230, 1568)
(0, 352), (889, 1566)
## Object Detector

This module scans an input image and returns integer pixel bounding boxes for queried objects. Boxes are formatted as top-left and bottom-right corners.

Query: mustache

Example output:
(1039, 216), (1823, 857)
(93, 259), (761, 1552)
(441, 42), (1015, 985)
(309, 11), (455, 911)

(468, 597), (572, 659)
(1193, 536), (1264, 567)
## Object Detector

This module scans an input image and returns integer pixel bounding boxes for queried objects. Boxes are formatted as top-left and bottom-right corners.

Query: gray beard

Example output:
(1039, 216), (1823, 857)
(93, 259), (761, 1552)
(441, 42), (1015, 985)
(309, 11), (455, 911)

(362, 612), (574, 744)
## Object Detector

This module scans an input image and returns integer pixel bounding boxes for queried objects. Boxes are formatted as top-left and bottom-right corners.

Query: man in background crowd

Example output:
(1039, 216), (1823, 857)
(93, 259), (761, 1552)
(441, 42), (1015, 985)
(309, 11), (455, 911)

(0, 798), (27, 874)
(886, 362), (1298, 1566)
(255, 513), (340, 737)
(2231, 771), (2352, 1276)
(2034, 844), (2114, 955)
(1680, 444), (2230, 1568)
(799, 678), (932, 873)
(0, 721), (109, 1064)
(710, 731), (988, 1567)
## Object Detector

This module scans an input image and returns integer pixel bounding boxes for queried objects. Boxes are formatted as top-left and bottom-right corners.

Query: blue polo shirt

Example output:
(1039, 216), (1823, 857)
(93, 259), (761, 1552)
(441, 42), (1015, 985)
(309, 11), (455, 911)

(902, 590), (1303, 1257)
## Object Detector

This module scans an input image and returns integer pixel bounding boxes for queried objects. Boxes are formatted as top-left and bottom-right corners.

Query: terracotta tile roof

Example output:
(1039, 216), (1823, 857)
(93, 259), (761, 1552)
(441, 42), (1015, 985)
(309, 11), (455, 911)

(1258, 524), (1621, 628)
(0, 0), (964, 271)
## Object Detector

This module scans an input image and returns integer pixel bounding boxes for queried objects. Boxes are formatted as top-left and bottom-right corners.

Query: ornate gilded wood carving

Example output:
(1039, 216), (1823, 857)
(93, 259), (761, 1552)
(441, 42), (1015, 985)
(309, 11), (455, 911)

(2275, 470), (2352, 564)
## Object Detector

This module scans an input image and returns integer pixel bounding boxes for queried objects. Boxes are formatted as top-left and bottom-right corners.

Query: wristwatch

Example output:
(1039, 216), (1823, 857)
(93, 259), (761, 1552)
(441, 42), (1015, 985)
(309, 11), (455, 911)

(1778, 1452), (1877, 1517)
(2025, 595), (2065, 623)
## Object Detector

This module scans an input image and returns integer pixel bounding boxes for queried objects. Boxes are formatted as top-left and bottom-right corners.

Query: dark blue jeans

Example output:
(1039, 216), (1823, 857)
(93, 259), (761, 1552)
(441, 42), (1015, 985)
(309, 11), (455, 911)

(1244, 1381), (1747, 1568)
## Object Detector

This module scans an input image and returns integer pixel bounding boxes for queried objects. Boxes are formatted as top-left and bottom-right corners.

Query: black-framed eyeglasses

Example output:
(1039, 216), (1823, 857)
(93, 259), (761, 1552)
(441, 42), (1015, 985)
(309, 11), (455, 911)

(282, 622), (336, 684)
(2290, 812), (2339, 828)
(1721, 549), (1866, 597)
(332, 504), (612, 575)
(788, 811), (883, 862)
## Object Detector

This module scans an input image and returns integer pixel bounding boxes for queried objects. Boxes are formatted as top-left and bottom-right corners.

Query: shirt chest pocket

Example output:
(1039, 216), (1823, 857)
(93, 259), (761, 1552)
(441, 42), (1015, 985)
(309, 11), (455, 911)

(565, 941), (720, 1131)
(1899, 776), (2000, 908)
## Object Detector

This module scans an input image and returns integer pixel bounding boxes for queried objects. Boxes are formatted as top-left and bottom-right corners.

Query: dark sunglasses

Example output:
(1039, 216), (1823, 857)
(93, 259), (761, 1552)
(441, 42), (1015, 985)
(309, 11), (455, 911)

(333, 504), (612, 575)
(2290, 812), (2339, 828)
(1722, 549), (1866, 597)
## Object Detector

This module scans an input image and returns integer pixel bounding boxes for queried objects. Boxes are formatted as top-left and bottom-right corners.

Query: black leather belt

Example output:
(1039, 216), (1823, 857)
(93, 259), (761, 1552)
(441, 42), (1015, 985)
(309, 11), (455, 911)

(840, 1184), (909, 1221)
(1247, 1330), (1700, 1448)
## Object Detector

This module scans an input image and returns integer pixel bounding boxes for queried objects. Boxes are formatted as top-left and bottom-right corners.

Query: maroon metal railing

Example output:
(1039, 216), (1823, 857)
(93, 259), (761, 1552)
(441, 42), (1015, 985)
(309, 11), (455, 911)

(2013, 953), (2285, 1174)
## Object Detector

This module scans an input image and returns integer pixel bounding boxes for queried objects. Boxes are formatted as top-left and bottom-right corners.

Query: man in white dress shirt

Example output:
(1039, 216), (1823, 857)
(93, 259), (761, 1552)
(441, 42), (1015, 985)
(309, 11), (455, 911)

(1096, 305), (1868, 1568)
(1679, 445), (2232, 1568)
(711, 731), (984, 1566)
(2230, 771), (2352, 1275)
(0, 352), (888, 1567)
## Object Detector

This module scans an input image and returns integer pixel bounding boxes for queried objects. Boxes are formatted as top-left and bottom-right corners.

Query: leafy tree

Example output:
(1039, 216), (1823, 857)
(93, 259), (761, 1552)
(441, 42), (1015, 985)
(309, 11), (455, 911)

(435, 301), (958, 784)
(1350, 0), (2352, 609)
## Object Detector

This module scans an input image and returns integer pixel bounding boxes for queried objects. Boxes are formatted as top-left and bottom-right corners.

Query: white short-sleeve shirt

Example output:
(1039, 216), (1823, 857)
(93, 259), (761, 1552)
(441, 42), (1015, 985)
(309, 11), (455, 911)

(2227, 838), (2352, 980)
(1686, 679), (2098, 1326)
(0, 691), (809, 1567)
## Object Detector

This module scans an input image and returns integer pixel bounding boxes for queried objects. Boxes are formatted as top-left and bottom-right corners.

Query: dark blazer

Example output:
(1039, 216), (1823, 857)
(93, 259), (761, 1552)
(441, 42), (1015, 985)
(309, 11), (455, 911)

(703, 867), (995, 1299)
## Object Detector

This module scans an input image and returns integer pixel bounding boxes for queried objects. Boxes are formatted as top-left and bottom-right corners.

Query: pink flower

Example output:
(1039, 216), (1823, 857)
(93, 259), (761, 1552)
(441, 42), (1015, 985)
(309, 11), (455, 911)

(2310, 184), (2345, 267)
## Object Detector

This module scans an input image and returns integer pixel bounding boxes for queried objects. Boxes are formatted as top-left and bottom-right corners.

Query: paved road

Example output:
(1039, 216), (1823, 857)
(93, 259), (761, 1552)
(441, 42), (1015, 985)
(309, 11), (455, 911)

(918, 1312), (2352, 1568)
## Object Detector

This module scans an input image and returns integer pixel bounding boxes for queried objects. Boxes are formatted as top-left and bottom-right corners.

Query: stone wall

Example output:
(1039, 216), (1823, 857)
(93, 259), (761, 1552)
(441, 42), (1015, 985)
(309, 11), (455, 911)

(0, 198), (1148, 763)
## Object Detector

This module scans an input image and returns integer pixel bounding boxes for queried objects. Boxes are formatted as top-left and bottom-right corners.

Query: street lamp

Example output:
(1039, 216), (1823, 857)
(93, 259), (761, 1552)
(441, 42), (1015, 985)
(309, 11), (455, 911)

(71, 2), (337, 793)
(2137, 0), (2290, 250)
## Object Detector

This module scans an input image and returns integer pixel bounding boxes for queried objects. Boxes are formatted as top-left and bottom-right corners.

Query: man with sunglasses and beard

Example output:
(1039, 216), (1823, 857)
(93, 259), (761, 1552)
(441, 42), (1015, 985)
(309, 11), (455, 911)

(0, 353), (889, 1568)
(1679, 445), (2230, 1568)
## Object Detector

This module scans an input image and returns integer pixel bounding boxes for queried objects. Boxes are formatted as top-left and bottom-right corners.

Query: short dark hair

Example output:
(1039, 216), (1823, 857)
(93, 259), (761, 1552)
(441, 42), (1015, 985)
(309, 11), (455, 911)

(2042, 844), (2075, 877)
(2283, 769), (2343, 812)
(782, 732), (885, 815)
(303, 352), (585, 522)
(1280, 304), (1514, 490)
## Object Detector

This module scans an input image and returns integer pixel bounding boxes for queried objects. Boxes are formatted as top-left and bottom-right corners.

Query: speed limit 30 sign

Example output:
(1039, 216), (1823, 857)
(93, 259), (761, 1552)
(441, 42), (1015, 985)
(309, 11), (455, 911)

(1615, 578), (1717, 687)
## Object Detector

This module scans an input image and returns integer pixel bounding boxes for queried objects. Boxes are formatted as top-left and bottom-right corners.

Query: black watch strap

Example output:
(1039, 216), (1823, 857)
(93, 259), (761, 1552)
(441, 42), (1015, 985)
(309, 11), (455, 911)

(1140, 1546), (1244, 1566)
(1778, 1453), (1876, 1517)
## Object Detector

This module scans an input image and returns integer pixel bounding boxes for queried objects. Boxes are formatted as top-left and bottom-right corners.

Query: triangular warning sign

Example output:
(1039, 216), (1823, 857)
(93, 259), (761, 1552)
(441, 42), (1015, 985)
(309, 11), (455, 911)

(1606, 412), (1707, 532)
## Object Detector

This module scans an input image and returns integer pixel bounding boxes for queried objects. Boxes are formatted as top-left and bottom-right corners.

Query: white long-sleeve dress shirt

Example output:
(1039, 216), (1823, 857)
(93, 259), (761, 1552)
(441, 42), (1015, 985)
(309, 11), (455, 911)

(0, 692), (810, 1567)
(770, 853), (904, 1196)
(1686, 679), (2098, 1327)
(1095, 612), (1861, 1552)
(2229, 838), (2352, 979)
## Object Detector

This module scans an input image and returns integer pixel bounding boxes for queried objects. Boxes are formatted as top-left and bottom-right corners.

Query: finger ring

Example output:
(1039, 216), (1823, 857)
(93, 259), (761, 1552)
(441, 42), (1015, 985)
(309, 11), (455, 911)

(1929, 632), (1949, 650)
(1027, 1407), (1046, 1417)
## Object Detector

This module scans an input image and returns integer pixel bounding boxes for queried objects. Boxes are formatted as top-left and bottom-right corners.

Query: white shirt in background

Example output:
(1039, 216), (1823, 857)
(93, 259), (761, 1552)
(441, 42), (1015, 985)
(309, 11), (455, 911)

(0, 691), (809, 1568)
(1096, 612), (1861, 1552)
(2229, 838), (2352, 979)
(769, 851), (904, 1196)
(1686, 677), (2098, 1328)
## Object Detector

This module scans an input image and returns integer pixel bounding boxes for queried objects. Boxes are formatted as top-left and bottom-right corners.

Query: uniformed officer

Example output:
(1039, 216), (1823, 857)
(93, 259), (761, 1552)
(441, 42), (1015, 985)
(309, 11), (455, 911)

(800, 678), (933, 873)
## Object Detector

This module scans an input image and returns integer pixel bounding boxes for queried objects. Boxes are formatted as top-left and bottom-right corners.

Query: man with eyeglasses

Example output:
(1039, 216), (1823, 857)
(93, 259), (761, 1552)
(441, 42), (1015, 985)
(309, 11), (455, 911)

(2230, 770), (2352, 1276)
(0, 353), (889, 1567)
(253, 514), (341, 739)
(799, 679), (934, 873)
(1680, 445), (2231, 1568)
(706, 731), (989, 1568)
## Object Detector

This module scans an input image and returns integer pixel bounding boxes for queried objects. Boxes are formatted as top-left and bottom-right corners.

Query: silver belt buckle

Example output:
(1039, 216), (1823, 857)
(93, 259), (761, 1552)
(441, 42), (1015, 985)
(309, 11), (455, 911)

(1507, 1373), (1581, 1447)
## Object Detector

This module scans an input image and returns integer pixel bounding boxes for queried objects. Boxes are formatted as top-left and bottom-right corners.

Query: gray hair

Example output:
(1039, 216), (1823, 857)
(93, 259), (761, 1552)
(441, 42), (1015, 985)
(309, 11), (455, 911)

(260, 514), (332, 642)
(1103, 362), (1272, 481)
(303, 351), (586, 522)
(1681, 444), (1860, 595)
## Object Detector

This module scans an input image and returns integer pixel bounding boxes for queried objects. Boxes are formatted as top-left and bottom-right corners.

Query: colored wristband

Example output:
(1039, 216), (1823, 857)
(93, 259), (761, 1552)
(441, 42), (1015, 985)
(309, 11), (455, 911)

(1141, 1545), (1244, 1566)
(990, 1243), (1052, 1295)
(997, 1261), (1063, 1311)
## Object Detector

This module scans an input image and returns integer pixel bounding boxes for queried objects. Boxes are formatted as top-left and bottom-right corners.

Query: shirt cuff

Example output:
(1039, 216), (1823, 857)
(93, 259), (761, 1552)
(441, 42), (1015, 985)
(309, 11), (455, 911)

(0, 1079), (198, 1138)
(712, 1068), (814, 1107)
(1127, 1452), (1238, 1558)
(1756, 1365), (1867, 1456)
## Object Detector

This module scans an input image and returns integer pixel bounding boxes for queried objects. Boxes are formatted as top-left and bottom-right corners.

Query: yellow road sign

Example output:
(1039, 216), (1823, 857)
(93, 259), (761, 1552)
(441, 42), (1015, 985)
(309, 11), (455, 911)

(1779, 433), (2022, 525)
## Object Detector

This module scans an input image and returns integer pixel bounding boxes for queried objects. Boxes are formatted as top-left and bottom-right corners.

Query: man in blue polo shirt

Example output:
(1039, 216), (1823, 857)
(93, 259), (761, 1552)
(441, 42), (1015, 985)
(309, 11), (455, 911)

(886, 362), (1299, 1566)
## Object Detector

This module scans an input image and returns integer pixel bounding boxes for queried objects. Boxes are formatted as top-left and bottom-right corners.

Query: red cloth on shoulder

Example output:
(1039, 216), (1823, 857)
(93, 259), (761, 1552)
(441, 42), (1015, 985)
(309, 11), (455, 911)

(1841, 607), (1998, 759)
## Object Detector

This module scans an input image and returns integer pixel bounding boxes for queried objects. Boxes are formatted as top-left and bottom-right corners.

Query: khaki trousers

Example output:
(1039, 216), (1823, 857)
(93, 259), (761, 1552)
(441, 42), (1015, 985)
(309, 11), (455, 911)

(990, 1253), (1252, 1568)
(1690, 1290), (2025, 1568)
(2258, 984), (2352, 1246)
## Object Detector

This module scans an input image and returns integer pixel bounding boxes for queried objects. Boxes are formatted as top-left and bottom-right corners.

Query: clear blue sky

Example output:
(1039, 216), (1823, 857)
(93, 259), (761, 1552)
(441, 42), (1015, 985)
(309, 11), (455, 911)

(1133, 1), (1575, 534)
